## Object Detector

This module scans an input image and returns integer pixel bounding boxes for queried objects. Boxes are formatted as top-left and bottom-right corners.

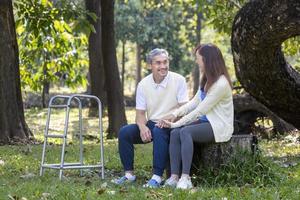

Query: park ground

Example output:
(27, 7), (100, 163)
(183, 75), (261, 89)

(0, 107), (299, 200)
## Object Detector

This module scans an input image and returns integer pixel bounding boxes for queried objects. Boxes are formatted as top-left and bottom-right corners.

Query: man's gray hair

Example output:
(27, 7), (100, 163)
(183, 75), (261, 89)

(146, 48), (169, 64)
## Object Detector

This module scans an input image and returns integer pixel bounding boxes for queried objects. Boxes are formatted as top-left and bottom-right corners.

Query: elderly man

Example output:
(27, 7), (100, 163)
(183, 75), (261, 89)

(114, 48), (188, 188)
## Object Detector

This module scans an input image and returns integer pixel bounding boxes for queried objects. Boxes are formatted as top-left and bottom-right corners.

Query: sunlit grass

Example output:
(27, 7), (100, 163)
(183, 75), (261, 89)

(25, 107), (136, 142)
(0, 108), (299, 199)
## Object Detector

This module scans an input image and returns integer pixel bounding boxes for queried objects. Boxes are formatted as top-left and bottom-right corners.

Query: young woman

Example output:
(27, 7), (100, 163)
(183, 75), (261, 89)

(157, 43), (234, 189)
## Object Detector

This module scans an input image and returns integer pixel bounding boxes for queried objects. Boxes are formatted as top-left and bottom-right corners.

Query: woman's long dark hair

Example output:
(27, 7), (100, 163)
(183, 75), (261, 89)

(195, 43), (232, 92)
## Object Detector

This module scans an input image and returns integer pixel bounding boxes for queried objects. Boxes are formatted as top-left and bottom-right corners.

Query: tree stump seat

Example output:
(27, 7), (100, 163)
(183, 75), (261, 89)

(192, 134), (257, 171)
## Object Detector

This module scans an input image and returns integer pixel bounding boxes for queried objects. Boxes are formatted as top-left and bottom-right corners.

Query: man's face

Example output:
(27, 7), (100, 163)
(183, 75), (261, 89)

(150, 54), (169, 81)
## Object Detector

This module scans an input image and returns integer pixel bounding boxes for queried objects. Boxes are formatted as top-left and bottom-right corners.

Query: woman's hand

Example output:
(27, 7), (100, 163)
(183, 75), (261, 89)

(156, 120), (172, 128)
(163, 114), (177, 122)
(156, 114), (176, 128)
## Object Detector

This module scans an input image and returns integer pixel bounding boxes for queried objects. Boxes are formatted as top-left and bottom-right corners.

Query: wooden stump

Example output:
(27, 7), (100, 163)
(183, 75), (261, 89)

(191, 134), (257, 173)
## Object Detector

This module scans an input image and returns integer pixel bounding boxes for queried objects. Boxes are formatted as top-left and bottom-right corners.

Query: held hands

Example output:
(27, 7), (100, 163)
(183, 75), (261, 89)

(156, 120), (172, 128)
(139, 125), (152, 143)
(156, 114), (176, 128)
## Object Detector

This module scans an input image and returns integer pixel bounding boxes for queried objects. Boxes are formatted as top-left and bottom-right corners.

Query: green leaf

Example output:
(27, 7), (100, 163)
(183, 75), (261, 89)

(41, 0), (49, 7)
(87, 12), (98, 22)
(53, 20), (64, 32)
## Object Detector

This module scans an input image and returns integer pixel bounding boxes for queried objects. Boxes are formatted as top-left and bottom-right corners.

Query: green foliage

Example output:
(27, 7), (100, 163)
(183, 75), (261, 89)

(282, 36), (300, 72)
(115, 0), (147, 44)
(201, 0), (247, 35)
(115, 0), (198, 76)
(14, 0), (91, 92)
(204, 1), (300, 59)
(200, 0), (300, 73)
(140, 3), (190, 75)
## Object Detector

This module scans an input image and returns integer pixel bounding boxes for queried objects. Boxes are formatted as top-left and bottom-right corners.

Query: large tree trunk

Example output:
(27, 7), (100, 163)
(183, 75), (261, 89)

(101, 0), (127, 138)
(0, 0), (32, 144)
(85, 0), (106, 110)
(233, 93), (295, 136)
(231, 0), (300, 129)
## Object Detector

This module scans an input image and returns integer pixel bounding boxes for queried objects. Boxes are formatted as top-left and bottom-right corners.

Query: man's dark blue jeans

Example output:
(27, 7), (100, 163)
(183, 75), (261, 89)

(118, 120), (171, 176)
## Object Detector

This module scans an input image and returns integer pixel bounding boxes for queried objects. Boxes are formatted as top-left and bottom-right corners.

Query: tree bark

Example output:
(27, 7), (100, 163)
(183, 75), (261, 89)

(85, 0), (106, 110)
(42, 62), (49, 108)
(233, 93), (295, 136)
(0, 0), (32, 144)
(192, 135), (257, 173)
(101, 0), (127, 138)
(121, 41), (125, 96)
(41, 82), (49, 108)
(231, 0), (300, 129)
(135, 43), (142, 92)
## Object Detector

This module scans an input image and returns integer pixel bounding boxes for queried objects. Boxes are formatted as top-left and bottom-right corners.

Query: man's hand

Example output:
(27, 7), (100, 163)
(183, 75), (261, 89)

(136, 109), (151, 142)
(139, 125), (152, 143)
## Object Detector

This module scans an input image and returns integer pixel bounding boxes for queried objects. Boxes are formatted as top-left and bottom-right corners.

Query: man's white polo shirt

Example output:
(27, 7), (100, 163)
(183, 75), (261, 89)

(136, 71), (188, 122)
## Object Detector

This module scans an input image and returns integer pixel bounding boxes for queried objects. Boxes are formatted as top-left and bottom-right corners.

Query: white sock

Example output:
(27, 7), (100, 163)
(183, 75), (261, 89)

(151, 174), (162, 183)
(125, 172), (136, 181)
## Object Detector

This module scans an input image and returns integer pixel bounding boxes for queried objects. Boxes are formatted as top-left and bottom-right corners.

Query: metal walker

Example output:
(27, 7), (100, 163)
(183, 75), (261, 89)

(39, 94), (104, 180)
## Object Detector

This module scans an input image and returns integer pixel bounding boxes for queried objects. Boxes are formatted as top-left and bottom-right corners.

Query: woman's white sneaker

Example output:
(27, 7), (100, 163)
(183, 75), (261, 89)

(176, 176), (193, 189)
(164, 177), (178, 188)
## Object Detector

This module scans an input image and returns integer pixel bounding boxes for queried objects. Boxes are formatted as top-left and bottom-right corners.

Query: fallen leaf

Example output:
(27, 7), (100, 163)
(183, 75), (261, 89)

(119, 187), (128, 193)
(0, 160), (4, 166)
(189, 188), (198, 194)
(8, 195), (21, 200)
(107, 190), (116, 195)
(41, 193), (51, 199)
(20, 173), (35, 179)
(281, 162), (298, 168)
(101, 182), (108, 188)
(97, 188), (106, 195)
(145, 190), (164, 199)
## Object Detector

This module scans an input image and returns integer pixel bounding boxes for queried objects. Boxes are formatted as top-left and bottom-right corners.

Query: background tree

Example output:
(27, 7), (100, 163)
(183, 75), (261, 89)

(15, 0), (89, 107)
(115, 0), (147, 94)
(141, 1), (193, 75)
(231, 0), (300, 129)
(115, 0), (198, 95)
(191, 1), (203, 95)
(101, 0), (127, 138)
(85, 0), (107, 109)
(0, 0), (31, 144)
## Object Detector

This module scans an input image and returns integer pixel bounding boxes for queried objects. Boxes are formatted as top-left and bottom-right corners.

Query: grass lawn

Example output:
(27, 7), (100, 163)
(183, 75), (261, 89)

(0, 108), (299, 199)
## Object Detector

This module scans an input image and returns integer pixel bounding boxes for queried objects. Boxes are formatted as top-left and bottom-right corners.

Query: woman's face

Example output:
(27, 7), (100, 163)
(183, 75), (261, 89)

(196, 51), (205, 72)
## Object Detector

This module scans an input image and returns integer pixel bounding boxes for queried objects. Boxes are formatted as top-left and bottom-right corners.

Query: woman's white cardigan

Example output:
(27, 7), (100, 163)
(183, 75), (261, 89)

(171, 75), (234, 143)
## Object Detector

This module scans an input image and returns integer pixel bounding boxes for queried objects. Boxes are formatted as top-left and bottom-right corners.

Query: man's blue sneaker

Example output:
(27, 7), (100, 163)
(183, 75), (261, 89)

(143, 179), (161, 188)
(112, 176), (136, 185)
